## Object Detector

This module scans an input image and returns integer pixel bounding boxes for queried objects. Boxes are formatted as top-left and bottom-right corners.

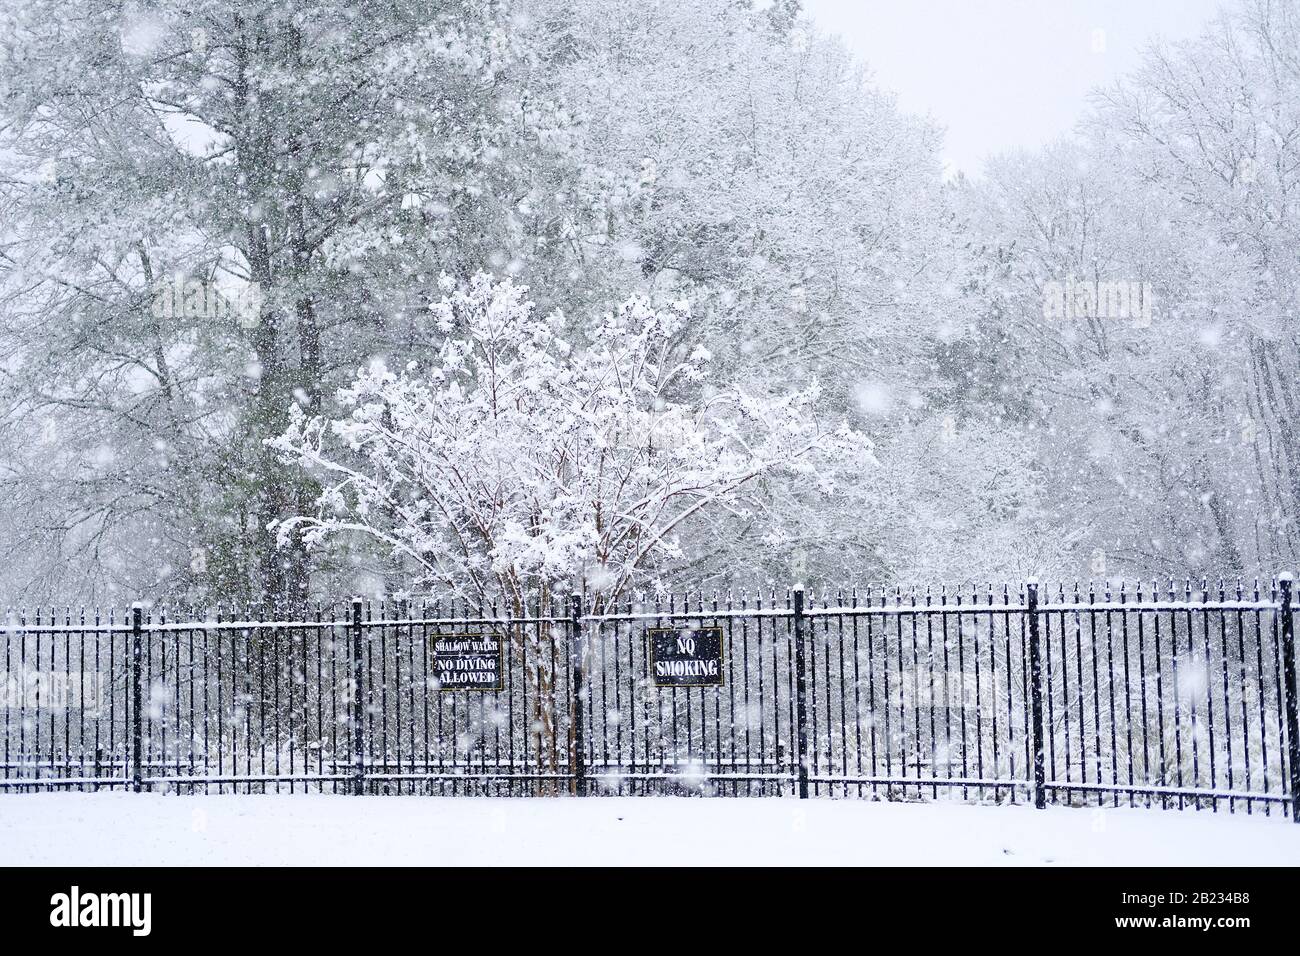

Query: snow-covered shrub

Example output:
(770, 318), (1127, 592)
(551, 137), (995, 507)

(270, 273), (873, 610)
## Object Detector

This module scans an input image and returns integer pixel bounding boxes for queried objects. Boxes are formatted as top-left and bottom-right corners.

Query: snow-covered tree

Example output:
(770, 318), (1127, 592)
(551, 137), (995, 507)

(271, 273), (873, 609)
(523, 0), (972, 585)
(954, 0), (1300, 580)
(0, 0), (586, 606)
(1088, 0), (1300, 573)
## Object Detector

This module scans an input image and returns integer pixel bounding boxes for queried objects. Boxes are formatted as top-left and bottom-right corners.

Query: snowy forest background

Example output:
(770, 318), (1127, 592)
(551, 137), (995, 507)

(0, 0), (1297, 609)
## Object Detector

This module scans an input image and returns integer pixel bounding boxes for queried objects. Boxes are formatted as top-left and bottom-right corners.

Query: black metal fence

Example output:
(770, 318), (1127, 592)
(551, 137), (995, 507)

(3, 578), (1299, 819)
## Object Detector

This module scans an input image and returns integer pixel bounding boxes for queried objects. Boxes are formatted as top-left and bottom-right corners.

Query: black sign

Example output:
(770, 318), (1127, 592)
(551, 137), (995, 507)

(432, 634), (503, 691)
(647, 626), (725, 687)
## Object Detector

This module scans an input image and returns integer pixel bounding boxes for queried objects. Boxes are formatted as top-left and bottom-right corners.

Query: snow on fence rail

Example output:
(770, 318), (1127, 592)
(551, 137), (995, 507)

(2, 578), (1299, 821)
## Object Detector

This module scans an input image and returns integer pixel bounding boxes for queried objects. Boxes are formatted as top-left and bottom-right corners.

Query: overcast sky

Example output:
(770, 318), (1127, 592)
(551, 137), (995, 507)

(801, 0), (1230, 177)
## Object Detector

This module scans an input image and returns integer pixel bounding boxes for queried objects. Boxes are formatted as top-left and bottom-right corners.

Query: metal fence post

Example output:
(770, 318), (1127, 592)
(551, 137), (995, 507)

(130, 603), (144, 793)
(1027, 580), (1046, 810)
(569, 593), (587, 796)
(351, 598), (365, 796)
(793, 589), (810, 799)
(1278, 573), (1300, 823)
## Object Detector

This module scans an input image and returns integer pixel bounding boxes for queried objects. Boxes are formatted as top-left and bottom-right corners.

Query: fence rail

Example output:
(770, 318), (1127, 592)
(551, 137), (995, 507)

(3, 577), (1299, 820)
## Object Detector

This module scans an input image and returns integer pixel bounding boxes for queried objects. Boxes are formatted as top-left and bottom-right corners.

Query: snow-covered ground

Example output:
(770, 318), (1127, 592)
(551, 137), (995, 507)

(1, 794), (1297, 866)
